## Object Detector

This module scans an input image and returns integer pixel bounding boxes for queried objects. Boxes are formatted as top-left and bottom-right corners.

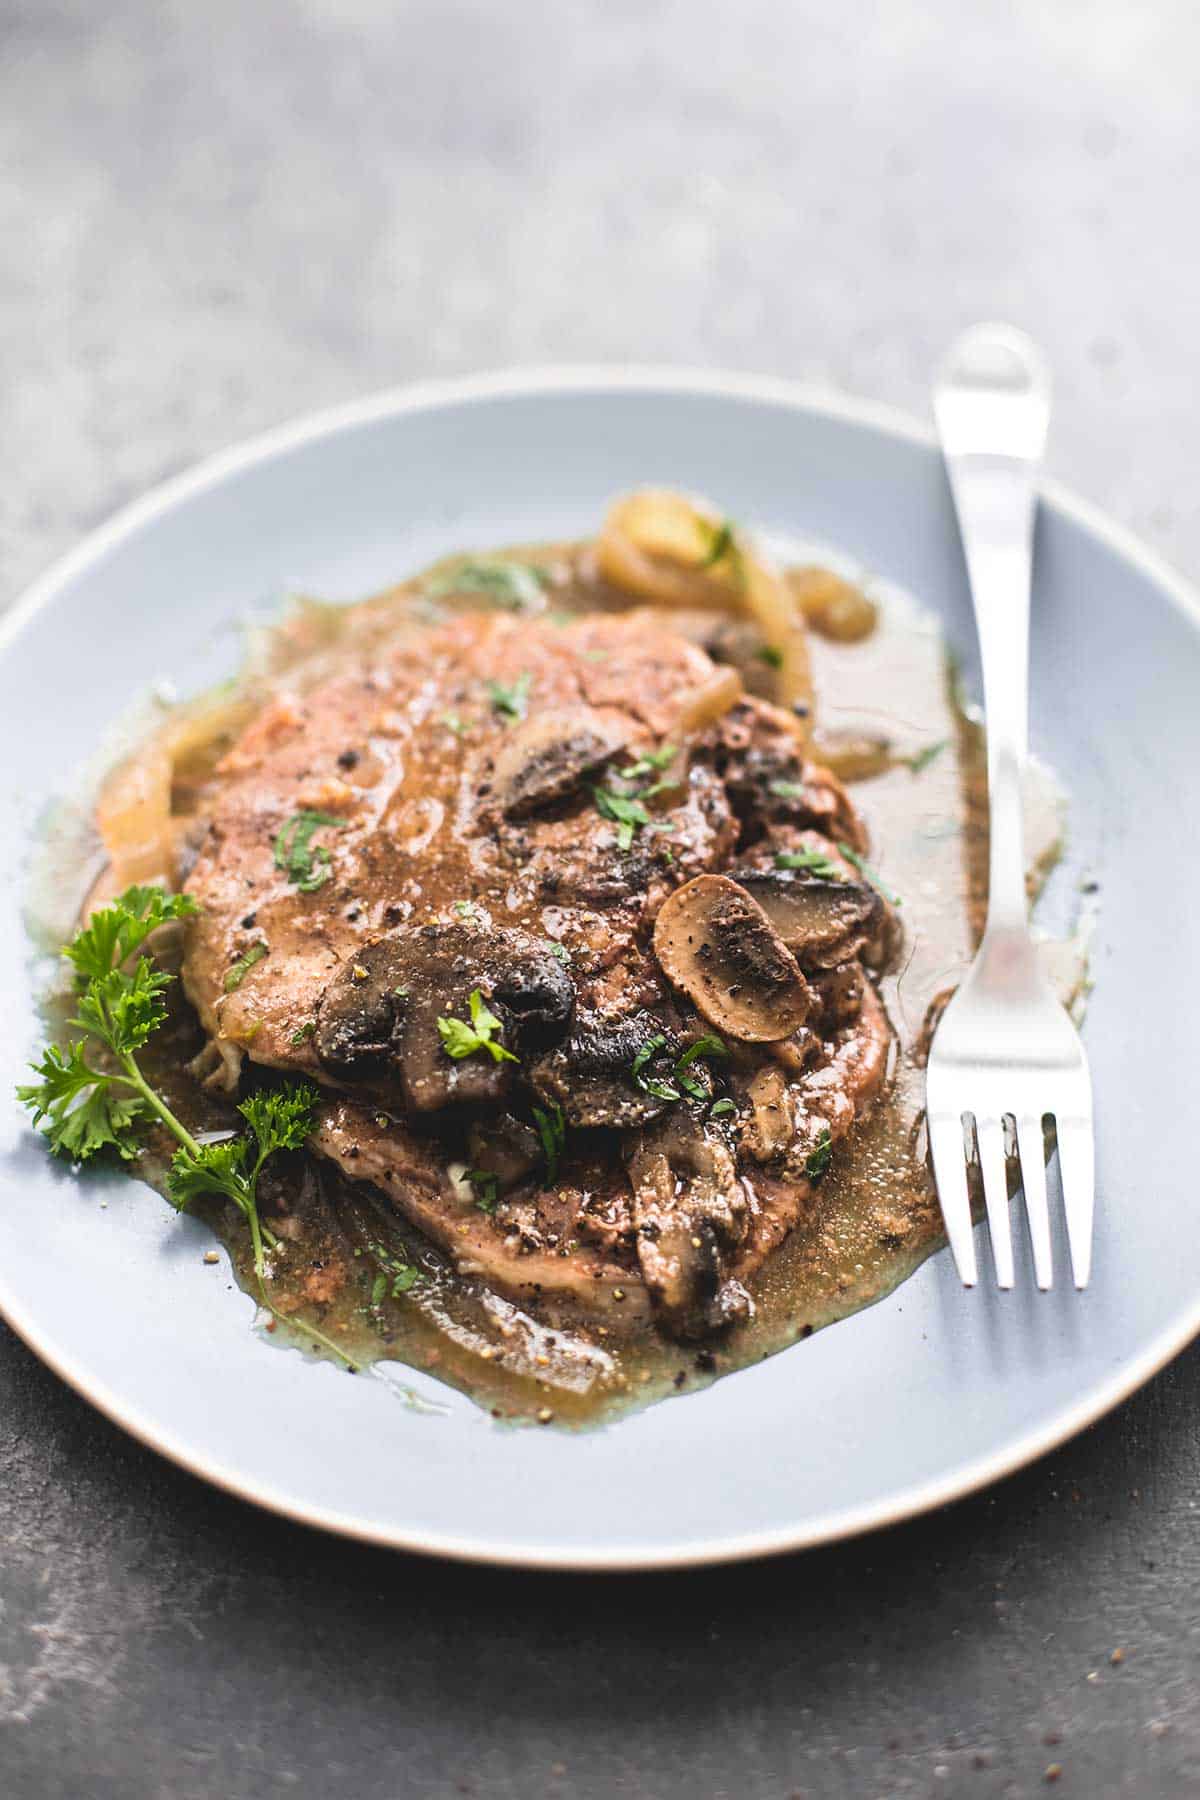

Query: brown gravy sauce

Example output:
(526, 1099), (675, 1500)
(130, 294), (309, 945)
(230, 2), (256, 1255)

(37, 543), (1083, 1428)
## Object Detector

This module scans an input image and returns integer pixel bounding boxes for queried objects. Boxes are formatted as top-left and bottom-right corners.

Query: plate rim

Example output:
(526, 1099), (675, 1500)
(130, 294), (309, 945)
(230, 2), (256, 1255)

(2, 361), (1198, 1571)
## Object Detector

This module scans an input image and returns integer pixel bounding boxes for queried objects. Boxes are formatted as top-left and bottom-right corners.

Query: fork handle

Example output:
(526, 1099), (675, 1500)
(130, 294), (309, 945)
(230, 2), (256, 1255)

(934, 324), (1051, 940)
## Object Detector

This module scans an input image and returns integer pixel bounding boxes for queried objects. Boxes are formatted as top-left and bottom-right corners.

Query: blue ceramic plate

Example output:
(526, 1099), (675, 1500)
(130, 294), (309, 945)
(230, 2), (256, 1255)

(1, 369), (1196, 1569)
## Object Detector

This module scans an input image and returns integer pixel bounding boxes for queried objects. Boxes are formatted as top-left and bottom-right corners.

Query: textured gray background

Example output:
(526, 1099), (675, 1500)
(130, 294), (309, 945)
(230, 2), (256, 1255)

(2, 2), (1199, 1796)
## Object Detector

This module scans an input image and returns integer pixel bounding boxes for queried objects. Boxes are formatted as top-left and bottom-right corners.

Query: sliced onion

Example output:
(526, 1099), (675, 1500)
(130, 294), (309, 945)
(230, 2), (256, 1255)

(94, 680), (264, 892)
(597, 489), (814, 730)
(786, 566), (878, 642)
(808, 729), (893, 783)
(95, 744), (174, 889)
(669, 667), (744, 736)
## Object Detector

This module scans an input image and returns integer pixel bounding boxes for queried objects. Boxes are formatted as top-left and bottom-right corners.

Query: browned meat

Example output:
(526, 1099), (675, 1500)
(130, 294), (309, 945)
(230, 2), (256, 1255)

(182, 609), (896, 1339)
(312, 1099), (652, 1326)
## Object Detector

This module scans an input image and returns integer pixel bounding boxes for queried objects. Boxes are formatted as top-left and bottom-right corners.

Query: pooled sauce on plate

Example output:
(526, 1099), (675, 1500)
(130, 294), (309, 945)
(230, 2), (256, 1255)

(33, 519), (1078, 1428)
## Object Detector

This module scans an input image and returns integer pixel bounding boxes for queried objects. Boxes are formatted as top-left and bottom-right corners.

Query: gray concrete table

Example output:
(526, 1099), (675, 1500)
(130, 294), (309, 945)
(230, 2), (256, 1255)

(2, 3), (1198, 1794)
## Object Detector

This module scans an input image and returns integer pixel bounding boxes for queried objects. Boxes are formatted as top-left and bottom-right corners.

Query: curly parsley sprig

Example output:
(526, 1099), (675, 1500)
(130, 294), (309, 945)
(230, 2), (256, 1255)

(20, 887), (202, 1166)
(167, 1085), (318, 1282)
(17, 886), (354, 1367)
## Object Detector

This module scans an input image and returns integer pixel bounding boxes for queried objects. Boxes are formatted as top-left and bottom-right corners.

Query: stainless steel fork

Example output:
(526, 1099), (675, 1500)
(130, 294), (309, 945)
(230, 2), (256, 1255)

(927, 323), (1094, 1290)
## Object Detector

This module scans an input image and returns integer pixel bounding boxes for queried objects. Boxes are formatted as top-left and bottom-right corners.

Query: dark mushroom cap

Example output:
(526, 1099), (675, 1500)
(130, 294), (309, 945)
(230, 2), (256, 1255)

(728, 865), (884, 970)
(482, 707), (633, 819)
(627, 1110), (751, 1339)
(314, 922), (573, 1113)
(466, 1113), (541, 1192)
(652, 873), (813, 1043)
(529, 1009), (680, 1129)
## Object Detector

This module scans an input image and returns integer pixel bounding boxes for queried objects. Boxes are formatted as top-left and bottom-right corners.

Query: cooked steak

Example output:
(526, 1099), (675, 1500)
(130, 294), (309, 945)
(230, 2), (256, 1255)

(181, 607), (895, 1340)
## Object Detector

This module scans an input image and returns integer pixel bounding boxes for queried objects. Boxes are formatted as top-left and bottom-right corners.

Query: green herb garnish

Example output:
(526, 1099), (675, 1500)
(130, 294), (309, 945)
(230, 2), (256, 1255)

(437, 989), (519, 1064)
(548, 942), (571, 965)
(774, 849), (842, 879)
(427, 560), (548, 611)
(465, 1167), (499, 1213)
(757, 644), (784, 669)
(487, 673), (533, 722)
(837, 841), (902, 906)
(592, 785), (652, 851)
(224, 942), (268, 991)
(768, 778), (808, 800)
(699, 518), (736, 570)
(618, 744), (677, 782)
(904, 740), (948, 775)
(18, 1038), (150, 1165)
(64, 883), (191, 983)
(631, 1034), (680, 1102)
(17, 888), (354, 1367)
(290, 1020), (316, 1045)
(674, 1032), (728, 1100)
(169, 1084), (319, 1283)
(441, 712), (466, 736)
(592, 743), (681, 851)
(531, 1102), (567, 1187)
(709, 1097), (737, 1119)
(273, 809), (346, 893)
(805, 1128), (833, 1181)
(630, 1033), (730, 1106)
(367, 1240), (423, 1297)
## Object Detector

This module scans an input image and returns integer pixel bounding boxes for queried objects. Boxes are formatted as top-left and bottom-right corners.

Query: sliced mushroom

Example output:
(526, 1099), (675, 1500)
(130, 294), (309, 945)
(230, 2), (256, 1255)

(483, 707), (633, 819)
(314, 923), (573, 1113)
(529, 1009), (679, 1129)
(740, 1065), (796, 1164)
(701, 618), (784, 700)
(652, 874), (813, 1043)
(626, 1111), (750, 1339)
(728, 865), (883, 970)
(714, 699), (864, 847)
(808, 961), (865, 1031)
(466, 1113), (541, 1191)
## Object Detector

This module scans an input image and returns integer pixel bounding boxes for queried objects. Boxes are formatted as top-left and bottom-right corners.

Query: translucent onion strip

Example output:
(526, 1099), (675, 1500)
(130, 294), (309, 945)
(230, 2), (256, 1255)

(597, 489), (814, 734)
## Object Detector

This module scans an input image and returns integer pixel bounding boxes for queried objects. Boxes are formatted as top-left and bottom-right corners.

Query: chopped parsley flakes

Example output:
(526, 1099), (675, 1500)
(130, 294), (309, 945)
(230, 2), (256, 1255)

(487, 673), (532, 721)
(673, 1032), (728, 1100)
(273, 809), (346, 893)
(465, 1168), (499, 1213)
(532, 1102), (566, 1187)
(224, 941), (268, 991)
(592, 785), (653, 851)
(774, 848), (842, 879)
(632, 1033), (728, 1106)
(805, 1128), (833, 1181)
(591, 743), (679, 851)
(426, 559), (548, 611)
(837, 841), (902, 906)
(631, 1034), (680, 1102)
(618, 744), (677, 782)
(905, 740), (948, 775)
(698, 518), (737, 572)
